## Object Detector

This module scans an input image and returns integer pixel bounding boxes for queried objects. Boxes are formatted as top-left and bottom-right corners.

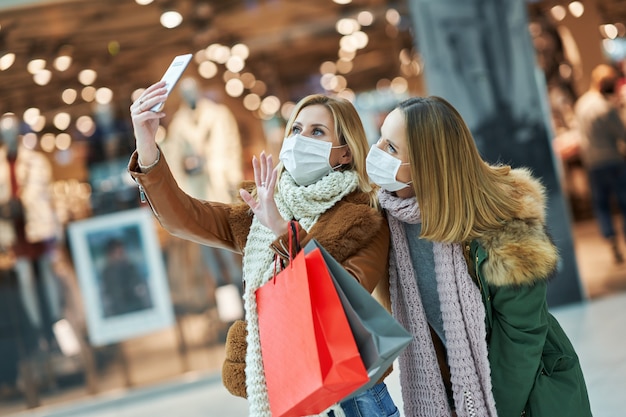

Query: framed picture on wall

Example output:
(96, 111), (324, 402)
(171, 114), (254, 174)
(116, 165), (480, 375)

(67, 208), (174, 346)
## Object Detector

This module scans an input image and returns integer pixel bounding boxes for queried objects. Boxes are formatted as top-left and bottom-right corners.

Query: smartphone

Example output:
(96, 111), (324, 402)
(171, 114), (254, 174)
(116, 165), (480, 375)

(150, 53), (193, 112)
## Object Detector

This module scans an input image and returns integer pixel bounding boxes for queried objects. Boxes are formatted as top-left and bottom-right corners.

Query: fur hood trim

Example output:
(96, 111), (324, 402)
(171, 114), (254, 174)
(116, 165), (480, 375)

(478, 168), (558, 287)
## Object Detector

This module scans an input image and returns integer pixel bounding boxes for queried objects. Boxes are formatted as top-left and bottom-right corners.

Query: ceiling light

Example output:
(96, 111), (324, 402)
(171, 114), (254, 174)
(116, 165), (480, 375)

(95, 87), (113, 104)
(54, 55), (72, 72)
(550, 5), (567, 22)
(81, 86), (96, 102)
(225, 78), (244, 97)
(226, 55), (245, 73)
(260, 95), (280, 116)
(601, 24), (618, 39)
(386, 9), (401, 26)
(76, 115), (95, 136)
(240, 72), (256, 88)
(62, 88), (78, 104)
(568, 2), (584, 18)
(40, 133), (56, 153)
(31, 115), (46, 132)
(22, 132), (38, 149)
(0, 52), (15, 71)
(231, 43), (249, 60)
(336, 59), (353, 74)
(53, 112), (71, 130)
(56, 133), (72, 151)
(336, 18), (360, 35)
(160, 10), (183, 29)
(78, 69), (97, 85)
(198, 61), (218, 79)
(320, 61), (336, 75)
(33, 69), (52, 85)
(23, 107), (41, 126)
(54, 44), (73, 71)
(243, 93), (261, 111)
(280, 102), (295, 120)
(357, 11), (374, 27)
(27, 58), (46, 74)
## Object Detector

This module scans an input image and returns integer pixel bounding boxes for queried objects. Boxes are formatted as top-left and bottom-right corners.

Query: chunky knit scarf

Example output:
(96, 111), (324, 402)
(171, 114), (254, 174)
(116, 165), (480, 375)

(242, 169), (359, 417)
(378, 190), (497, 417)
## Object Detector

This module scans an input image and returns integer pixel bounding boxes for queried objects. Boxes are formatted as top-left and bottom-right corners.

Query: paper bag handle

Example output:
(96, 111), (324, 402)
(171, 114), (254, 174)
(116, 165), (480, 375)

(273, 220), (300, 280)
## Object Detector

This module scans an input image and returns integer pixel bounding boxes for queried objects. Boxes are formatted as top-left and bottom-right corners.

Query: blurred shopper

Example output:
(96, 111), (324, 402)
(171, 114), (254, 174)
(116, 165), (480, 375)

(368, 96), (592, 417)
(99, 238), (152, 318)
(0, 114), (61, 393)
(0, 114), (61, 340)
(0, 260), (39, 399)
(575, 63), (626, 263)
(129, 85), (398, 417)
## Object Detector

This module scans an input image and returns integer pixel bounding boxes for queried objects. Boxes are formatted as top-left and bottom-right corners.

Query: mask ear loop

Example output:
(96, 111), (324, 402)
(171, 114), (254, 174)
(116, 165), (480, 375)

(330, 143), (350, 171)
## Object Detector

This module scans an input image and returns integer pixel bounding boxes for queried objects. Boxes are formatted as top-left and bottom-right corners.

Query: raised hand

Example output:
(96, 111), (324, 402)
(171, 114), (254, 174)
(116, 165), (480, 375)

(239, 152), (288, 237)
(130, 81), (168, 166)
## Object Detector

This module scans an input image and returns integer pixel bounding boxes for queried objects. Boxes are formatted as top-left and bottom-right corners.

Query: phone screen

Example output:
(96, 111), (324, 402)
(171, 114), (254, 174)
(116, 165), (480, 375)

(150, 53), (193, 112)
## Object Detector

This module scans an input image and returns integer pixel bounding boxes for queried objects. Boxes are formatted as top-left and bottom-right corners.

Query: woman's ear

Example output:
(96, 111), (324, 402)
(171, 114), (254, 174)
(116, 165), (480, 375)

(339, 146), (352, 165)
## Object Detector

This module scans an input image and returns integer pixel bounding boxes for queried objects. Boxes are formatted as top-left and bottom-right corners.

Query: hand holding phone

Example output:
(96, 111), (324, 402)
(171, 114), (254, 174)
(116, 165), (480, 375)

(150, 53), (193, 112)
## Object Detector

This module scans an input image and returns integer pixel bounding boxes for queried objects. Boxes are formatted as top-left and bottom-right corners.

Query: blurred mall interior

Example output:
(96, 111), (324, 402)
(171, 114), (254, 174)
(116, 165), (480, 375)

(1, 0), (626, 415)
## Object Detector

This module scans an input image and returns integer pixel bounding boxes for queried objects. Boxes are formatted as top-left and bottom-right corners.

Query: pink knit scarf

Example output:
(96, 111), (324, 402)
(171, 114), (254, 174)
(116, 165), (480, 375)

(378, 190), (497, 417)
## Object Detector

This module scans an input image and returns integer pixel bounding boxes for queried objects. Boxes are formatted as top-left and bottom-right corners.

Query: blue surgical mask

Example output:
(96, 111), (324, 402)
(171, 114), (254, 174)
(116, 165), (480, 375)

(279, 134), (344, 186)
(366, 145), (411, 192)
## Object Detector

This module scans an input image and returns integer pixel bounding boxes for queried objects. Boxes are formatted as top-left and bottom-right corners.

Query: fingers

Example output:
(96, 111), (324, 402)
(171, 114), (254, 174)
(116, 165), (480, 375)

(239, 189), (256, 209)
(251, 155), (261, 187)
(130, 81), (168, 115)
(267, 155), (278, 190)
(252, 152), (276, 189)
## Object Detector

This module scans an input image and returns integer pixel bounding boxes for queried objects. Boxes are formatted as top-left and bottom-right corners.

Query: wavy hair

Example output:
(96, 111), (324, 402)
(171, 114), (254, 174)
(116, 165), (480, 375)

(397, 96), (523, 242)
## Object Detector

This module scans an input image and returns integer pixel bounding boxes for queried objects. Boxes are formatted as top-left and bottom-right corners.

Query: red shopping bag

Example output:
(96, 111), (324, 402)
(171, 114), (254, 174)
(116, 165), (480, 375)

(256, 223), (368, 417)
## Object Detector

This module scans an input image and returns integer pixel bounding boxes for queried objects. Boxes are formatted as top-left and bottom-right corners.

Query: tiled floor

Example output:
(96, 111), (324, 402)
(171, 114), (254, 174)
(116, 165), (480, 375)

(9, 292), (625, 417)
(7, 216), (626, 417)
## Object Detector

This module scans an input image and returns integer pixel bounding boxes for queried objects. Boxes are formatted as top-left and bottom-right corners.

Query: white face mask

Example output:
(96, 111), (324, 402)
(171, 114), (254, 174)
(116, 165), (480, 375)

(366, 145), (411, 192)
(279, 134), (343, 186)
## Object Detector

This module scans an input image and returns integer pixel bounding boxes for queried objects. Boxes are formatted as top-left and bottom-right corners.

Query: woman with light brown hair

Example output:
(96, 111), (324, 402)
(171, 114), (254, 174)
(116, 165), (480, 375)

(367, 96), (592, 417)
(129, 84), (398, 416)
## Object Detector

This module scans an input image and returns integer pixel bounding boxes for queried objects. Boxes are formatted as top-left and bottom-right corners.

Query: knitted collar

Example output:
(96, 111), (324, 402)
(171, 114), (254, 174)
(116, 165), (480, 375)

(378, 190), (497, 417)
(242, 169), (359, 417)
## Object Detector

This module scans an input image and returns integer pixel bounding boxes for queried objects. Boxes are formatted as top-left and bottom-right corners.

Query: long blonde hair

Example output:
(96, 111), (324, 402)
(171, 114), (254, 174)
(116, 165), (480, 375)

(282, 94), (378, 208)
(398, 96), (523, 242)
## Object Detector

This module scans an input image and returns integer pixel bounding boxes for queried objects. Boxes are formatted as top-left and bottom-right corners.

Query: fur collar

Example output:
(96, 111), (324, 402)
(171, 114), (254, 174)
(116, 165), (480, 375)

(477, 168), (558, 287)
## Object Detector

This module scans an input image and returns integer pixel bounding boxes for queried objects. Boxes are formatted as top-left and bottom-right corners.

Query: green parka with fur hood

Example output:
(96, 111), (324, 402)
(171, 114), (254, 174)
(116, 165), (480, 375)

(465, 169), (592, 417)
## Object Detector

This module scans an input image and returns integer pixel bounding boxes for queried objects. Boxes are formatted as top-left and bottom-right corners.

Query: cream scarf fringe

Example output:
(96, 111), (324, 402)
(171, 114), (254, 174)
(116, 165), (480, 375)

(378, 190), (497, 417)
(242, 169), (358, 417)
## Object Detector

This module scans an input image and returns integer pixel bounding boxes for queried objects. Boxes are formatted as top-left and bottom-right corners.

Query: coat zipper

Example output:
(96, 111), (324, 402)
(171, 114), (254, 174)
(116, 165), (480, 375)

(136, 183), (159, 218)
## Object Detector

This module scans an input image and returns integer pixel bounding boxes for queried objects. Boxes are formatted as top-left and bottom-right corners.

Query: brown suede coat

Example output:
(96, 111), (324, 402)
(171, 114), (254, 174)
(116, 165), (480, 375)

(128, 150), (393, 396)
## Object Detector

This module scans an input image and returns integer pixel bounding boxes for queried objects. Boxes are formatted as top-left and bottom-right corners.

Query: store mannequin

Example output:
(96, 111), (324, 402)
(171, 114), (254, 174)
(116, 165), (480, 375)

(0, 114), (61, 387)
(166, 77), (243, 202)
(161, 78), (243, 307)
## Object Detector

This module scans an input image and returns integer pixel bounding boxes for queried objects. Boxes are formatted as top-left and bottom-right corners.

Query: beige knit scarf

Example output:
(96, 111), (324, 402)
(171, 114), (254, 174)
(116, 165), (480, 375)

(378, 190), (497, 417)
(241, 169), (359, 417)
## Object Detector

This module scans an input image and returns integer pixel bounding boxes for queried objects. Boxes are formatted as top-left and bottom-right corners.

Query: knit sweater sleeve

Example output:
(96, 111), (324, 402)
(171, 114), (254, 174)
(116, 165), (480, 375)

(487, 281), (549, 416)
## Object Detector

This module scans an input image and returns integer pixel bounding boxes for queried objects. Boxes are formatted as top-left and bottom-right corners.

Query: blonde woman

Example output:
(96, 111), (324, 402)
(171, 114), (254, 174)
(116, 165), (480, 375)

(129, 84), (399, 417)
(366, 96), (592, 417)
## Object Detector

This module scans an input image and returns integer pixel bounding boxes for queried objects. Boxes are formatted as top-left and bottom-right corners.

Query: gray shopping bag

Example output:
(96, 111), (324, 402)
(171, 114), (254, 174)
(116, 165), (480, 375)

(303, 240), (413, 396)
